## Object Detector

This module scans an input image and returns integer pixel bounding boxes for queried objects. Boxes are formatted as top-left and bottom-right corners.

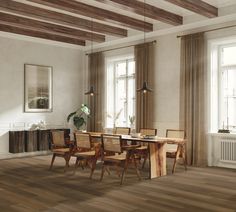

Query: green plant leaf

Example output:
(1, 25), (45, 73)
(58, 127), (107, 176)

(73, 116), (85, 130)
(67, 111), (76, 122)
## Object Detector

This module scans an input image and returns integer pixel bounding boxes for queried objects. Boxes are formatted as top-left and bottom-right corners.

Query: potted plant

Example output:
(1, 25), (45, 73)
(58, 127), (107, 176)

(67, 104), (90, 130)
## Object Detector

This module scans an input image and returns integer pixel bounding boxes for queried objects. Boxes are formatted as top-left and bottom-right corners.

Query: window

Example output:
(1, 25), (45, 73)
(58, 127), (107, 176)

(106, 57), (135, 128)
(219, 45), (236, 131)
(210, 41), (236, 132)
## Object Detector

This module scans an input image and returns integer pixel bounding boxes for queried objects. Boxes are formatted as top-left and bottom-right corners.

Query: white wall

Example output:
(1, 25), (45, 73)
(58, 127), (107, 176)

(151, 25), (236, 137)
(153, 34), (181, 136)
(0, 36), (85, 154)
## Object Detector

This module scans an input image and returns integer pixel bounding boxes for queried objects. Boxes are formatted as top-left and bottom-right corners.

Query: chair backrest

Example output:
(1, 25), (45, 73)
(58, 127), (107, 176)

(114, 127), (130, 135)
(74, 132), (91, 149)
(166, 129), (185, 139)
(102, 134), (122, 154)
(51, 130), (65, 147)
(140, 128), (157, 136)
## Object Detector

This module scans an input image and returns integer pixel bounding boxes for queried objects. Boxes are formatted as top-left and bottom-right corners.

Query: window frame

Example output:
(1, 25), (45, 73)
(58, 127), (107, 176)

(105, 57), (135, 128)
(217, 43), (236, 131)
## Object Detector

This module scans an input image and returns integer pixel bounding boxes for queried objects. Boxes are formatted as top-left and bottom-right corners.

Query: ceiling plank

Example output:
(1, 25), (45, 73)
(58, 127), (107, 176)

(0, 23), (85, 46)
(0, 0), (127, 37)
(0, 12), (105, 42)
(27, 0), (153, 32)
(165, 0), (218, 18)
(96, 0), (183, 26)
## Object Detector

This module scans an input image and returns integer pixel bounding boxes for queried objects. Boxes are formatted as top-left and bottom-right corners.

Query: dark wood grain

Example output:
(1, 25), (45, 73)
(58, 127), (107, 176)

(96, 0), (183, 26)
(0, 23), (85, 46)
(28, 0), (153, 32)
(0, 12), (104, 42)
(9, 131), (25, 153)
(25, 131), (38, 152)
(0, 0), (127, 37)
(0, 155), (235, 211)
(37, 130), (50, 151)
(165, 0), (218, 18)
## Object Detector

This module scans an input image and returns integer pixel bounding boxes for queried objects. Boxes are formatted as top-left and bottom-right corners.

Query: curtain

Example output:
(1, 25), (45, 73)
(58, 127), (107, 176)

(87, 52), (105, 132)
(180, 33), (207, 166)
(135, 42), (155, 132)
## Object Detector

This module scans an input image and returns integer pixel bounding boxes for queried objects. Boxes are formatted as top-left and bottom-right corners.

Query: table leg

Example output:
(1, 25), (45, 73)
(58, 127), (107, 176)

(148, 142), (167, 179)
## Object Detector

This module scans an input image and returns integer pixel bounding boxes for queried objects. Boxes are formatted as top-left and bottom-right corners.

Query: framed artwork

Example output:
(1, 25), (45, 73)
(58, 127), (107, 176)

(24, 64), (53, 112)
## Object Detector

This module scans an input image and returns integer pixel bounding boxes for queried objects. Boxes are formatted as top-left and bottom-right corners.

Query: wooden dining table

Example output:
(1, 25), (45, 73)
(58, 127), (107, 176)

(87, 132), (185, 179)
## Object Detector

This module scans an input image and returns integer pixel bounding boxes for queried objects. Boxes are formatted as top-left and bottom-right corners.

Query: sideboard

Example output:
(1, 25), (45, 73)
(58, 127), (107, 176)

(9, 129), (70, 153)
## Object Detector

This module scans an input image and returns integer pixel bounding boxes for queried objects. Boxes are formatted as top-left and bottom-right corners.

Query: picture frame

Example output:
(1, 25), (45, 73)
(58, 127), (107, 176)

(24, 64), (53, 112)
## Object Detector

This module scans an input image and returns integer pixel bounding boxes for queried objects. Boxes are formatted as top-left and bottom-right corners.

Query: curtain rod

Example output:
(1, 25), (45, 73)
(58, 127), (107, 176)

(85, 40), (156, 55)
(177, 24), (236, 38)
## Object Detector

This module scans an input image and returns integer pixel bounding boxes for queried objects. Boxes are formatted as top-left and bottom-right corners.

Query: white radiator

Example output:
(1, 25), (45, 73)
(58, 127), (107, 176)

(220, 139), (236, 163)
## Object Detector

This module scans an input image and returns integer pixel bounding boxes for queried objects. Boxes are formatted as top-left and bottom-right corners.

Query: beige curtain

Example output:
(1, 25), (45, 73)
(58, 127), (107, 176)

(87, 52), (105, 132)
(135, 42), (155, 132)
(180, 33), (207, 166)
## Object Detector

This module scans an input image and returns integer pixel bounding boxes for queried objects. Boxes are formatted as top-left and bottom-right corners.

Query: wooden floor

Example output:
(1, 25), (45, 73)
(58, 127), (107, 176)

(0, 155), (235, 212)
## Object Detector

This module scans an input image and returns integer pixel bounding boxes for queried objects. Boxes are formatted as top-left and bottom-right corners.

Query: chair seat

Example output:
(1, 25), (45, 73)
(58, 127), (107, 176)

(52, 148), (70, 154)
(104, 154), (126, 161)
(74, 150), (96, 157)
(136, 146), (148, 150)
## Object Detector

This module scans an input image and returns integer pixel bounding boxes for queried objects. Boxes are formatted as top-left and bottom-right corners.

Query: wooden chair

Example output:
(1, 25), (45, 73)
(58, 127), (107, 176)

(114, 127), (130, 146)
(100, 134), (141, 185)
(50, 130), (72, 171)
(135, 128), (157, 169)
(114, 127), (130, 135)
(73, 132), (100, 179)
(166, 129), (187, 173)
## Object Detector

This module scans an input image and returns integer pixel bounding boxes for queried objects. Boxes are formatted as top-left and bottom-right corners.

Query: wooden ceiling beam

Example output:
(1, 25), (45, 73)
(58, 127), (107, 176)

(27, 0), (153, 32)
(0, 23), (85, 46)
(165, 0), (218, 18)
(0, 0), (127, 37)
(0, 12), (105, 42)
(96, 0), (183, 26)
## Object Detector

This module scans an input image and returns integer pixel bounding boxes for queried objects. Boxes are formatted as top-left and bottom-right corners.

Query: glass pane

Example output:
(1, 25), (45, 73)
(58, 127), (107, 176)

(128, 60), (135, 76)
(222, 46), (236, 66)
(222, 68), (236, 130)
(127, 78), (135, 127)
(115, 78), (126, 126)
(106, 64), (114, 128)
(116, 62), (126, 77)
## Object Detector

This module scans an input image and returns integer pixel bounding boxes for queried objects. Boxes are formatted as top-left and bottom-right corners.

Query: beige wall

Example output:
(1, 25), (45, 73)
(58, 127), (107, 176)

(0, 36), (85, 154)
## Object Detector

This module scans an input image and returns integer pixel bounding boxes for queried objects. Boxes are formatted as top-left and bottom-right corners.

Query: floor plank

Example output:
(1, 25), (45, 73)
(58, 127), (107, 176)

(0, 155), (235, 212)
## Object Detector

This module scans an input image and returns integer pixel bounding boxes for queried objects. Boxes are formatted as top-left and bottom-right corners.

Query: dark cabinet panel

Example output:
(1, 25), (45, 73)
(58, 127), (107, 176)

(37, 130), (50, 151)
(25, 130), (38, 152)
(9, 129), (70, 153)
(9, 131), (25, 153)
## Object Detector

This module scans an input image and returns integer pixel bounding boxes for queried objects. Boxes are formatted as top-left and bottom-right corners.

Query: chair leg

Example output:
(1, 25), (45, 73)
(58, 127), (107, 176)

(89, 158), (97, 179)
(134, 158), (142, 181)
(49, 154), (56, 170)
(105, 167), (111, 175)
(64, 155), (70, 172)
(172, 158), (178, 174)
(120, 161), (128, 185)
(74, 158), (79, 174)
(172, 146), (181, 174)
(100, 164), (106, 181)
(142, 154), (148, 169)
(183, 146), (187, 171)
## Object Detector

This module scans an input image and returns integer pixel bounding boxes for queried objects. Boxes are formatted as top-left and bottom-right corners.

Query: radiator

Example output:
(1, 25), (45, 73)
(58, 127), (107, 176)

(220, 139), (236, 163)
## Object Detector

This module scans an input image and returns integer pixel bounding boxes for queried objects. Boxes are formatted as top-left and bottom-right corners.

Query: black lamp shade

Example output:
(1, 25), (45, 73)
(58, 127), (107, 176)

(137, 82), (152, 93)
(85, 86), (95, 96)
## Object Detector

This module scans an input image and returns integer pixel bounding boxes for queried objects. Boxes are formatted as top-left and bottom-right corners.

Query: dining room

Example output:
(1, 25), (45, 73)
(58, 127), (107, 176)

(0, 0), (236, 211)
